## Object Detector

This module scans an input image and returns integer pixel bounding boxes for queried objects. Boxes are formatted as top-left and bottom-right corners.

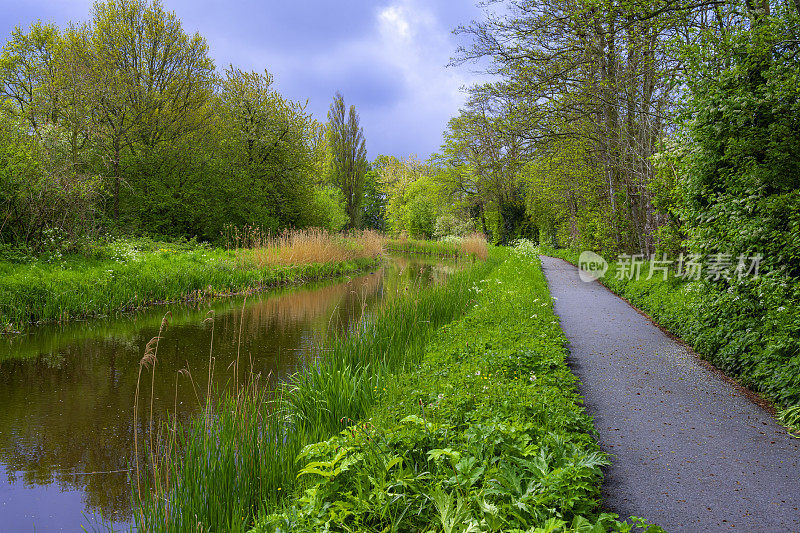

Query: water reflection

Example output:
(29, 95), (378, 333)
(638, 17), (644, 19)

(0, 256), (459, 531)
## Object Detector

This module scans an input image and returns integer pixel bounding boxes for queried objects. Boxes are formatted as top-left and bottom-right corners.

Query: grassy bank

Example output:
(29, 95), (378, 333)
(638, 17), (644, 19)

(0, 230), (383, 331)
(541, 246), (800, 429)
(132, 250), (499, 532)
(386, 233), (489, 260)
(250, 241), (659, 532)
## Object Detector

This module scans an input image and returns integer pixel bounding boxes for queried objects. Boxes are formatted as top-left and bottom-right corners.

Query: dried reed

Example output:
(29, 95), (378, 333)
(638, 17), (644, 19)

(229, 227), (384, 269)
(460, 233), (489, 260)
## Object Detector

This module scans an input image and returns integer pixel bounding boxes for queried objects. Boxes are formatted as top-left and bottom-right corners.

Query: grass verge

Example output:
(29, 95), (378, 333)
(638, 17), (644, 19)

(251, 241), (661, 532)
(0, 230), (382, 330)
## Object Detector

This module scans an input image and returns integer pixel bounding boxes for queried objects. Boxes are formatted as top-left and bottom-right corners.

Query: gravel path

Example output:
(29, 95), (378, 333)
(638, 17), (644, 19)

(540, 256), (800, 532)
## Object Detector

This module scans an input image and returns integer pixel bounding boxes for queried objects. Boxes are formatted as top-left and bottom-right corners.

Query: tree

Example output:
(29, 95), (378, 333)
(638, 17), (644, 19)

(436, 95), (529, 244)
(361, 168), (386, 231)
(675, 0), (800, 278)
(215, 67), (319, 232)
(0, 22), (61, 132)
(452, 0), (708, 252)
(327, 91), (367, 230)
(88, 0), (215, 222)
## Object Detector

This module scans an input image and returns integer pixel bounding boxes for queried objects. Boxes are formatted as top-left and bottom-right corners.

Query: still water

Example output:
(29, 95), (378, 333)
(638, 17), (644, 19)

(0, 256), (459, 532)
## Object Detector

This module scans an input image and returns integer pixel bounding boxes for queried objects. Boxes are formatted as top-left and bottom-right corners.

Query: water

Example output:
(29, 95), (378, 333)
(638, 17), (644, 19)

(0, 256), (459, 532)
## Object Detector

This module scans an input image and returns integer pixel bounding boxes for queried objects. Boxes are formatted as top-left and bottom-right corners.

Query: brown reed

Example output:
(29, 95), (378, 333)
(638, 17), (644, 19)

(460, 232), (489, 260)
(228, 227), (385, 269)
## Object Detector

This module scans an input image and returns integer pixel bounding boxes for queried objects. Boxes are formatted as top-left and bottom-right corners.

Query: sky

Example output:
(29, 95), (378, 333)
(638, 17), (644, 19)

(0, 0), (488, 159)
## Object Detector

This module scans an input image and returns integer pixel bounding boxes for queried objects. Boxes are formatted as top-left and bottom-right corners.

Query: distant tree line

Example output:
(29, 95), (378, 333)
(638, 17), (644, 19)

(4, 0), (798, 261)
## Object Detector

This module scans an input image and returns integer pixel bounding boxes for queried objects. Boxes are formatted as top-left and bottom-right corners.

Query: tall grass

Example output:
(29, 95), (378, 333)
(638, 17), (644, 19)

(0, 230), (383, 329)
(238, 228), (384, 268)
(460, 232), (489, 260)
(132, 253), (498, 532)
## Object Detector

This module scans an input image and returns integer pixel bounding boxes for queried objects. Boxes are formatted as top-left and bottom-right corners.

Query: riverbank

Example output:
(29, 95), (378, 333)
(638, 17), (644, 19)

(0, 254), (460, 531)
(133, 245), (498, 532)
(133, 241), (658, 531)
(541, 246), (800, 430)
(0, 231), (383, 331)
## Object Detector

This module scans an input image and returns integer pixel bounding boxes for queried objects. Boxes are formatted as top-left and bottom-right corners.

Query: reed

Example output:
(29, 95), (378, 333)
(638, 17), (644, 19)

(459, 232), (489, 260)
(131, 252), (498, 532)
(225, 226), (384, 269)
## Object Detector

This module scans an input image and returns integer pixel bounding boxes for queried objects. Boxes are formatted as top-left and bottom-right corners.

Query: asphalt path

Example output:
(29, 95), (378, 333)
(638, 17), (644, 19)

(540, 256), (800, 532)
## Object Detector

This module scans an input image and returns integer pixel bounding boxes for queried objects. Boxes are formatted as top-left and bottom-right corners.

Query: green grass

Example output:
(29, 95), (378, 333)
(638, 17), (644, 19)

(132, 251), (499, 532)
(0, 243), (379, 331)
(246, 241), (660, 532)
(541, 246), (800, 414)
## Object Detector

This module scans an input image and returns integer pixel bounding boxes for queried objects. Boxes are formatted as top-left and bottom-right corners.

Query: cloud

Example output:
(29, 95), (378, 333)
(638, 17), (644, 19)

(301, 0), (479, 158)
(0, 0), (486, 159)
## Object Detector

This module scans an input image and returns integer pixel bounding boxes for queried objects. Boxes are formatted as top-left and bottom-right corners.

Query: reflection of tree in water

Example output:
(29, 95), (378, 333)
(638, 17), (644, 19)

(0, 339), (142, 518)
(0, 257), (461, 524)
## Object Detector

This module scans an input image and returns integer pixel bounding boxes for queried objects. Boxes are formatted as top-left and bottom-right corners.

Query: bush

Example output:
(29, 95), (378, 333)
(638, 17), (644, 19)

(433, 214), (476, 239)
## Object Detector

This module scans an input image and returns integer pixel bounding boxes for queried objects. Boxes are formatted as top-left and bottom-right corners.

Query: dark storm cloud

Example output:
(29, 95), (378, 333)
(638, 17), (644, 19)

(1, 0), (486, 159)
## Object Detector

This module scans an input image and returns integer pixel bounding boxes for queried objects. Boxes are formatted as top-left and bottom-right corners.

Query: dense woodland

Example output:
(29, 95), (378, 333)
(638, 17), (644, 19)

(1, 0), (799, 264)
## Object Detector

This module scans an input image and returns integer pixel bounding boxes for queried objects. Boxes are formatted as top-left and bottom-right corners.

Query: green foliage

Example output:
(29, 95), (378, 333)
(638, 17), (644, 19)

(0, 2), (350, 250)
(519, 132), (626, 255)
(580, 3), (800, 416)
(435, 97), (530, 246)
(133, 251), (499, 532)
(210, 67), (320, 235)
(433, 214), (476, 240)
(310, 185), (350, 232)
(539, 6), (800, 416)
(378, 155), (442, 239)
(405, 188), (437, 239)
(360, 169), (386, 231)
(778, 405), (800, 435)
(0, 113), (104, 251)
(677, 9), (800, 280)
(0, 21), (61, 130)
(385, 238), (460, 257)
(252, 246), (662, 532)
(89, 0), (216, 222)
(647, 144), (686, 257)
(327, 91), (367, 229)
